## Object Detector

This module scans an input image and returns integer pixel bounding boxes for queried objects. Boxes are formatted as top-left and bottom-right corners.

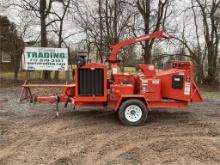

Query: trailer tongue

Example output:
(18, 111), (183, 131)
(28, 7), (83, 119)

(20, 31), (202, 126)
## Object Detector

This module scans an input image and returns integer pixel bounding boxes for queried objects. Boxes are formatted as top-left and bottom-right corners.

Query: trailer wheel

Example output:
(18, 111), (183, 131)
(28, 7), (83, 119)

(118, 99), (148, 126)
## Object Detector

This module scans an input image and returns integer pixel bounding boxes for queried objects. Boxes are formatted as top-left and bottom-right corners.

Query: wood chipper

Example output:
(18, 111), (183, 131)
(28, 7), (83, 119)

(20, 31), (203, 126)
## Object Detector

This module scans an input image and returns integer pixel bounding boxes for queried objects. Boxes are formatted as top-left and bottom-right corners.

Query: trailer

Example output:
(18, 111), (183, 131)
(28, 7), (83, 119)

(20, 31), (203, 125)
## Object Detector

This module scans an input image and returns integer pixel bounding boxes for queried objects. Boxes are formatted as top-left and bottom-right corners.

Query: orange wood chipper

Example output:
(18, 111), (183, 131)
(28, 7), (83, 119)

(20, 31), (203, 125)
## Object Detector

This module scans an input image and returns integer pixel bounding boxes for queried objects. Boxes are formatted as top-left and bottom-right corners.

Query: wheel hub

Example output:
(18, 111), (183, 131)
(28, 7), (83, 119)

(124, 105), (142, 122)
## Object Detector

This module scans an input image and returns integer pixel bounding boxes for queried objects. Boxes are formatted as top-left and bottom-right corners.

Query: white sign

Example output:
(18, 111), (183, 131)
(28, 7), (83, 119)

(184, 82), (191, 96)
(22, 47), (68, 71)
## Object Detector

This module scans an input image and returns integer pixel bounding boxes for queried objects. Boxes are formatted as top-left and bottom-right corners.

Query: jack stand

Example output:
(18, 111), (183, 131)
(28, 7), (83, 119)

(55, 95), (60, 117)
(56, 103), (59, 117)
(64, 102), (68, 108)
(64, 97), (70, 108)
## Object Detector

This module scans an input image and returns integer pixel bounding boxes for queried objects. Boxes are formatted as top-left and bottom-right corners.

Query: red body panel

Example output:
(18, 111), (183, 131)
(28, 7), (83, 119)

(157, 69), (191, 101)
(109, 84), (134, 101)
(141, 79), (161, 101)
(74, 63), (108, 103)
(138, 64), (156, 77)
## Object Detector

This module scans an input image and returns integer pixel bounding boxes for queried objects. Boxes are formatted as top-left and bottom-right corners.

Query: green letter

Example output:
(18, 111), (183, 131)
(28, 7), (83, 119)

(27, 52), (31, 58)
(44, 52), (49, 58)
(38, 52), (44, 58)
(60, 53), (65, 58)
(53, 53), (59, 58)
(32, 52), (38, 58)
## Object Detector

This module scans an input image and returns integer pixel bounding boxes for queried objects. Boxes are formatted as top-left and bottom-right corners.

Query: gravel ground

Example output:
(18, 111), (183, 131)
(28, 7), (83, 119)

(0, 87), (220, 165)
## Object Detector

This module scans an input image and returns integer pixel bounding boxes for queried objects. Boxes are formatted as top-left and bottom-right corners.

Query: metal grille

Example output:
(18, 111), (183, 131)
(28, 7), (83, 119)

(78, 68), (104, 96)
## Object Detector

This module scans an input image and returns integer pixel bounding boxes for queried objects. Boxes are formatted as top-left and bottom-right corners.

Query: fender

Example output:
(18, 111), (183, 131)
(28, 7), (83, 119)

(113, 95), (150, 111)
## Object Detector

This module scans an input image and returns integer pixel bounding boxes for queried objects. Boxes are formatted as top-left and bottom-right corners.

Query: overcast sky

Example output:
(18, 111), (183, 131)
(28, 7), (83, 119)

(0, 0), (205, 55)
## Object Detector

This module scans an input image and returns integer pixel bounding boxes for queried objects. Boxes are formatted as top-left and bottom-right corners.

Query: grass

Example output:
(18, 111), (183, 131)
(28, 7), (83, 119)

(201, 91), (220, 100)
(0, 65), (76, 80)
(123, 67), (136, 73)
(0, 71), (40, 80)
(0, 71), (73, 80)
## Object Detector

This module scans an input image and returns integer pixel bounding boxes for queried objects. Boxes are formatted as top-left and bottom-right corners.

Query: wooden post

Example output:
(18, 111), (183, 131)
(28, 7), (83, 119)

(65, 47), (70, 84)
(25, 70), (30, 81)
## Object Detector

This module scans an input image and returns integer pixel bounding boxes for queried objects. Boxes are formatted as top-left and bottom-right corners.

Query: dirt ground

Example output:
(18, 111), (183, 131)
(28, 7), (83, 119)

(0, 87), (220, 165)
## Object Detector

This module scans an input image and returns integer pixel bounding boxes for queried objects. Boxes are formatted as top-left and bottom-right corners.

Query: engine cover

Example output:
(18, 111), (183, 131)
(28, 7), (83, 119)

(75, 63), (107, 102)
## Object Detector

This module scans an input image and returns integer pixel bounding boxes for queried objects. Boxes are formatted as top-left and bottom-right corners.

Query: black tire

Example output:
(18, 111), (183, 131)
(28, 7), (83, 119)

(118, 99), (148, 126)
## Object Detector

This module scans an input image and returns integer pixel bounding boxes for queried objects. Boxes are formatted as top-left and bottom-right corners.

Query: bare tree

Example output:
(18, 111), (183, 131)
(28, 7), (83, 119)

(6, 0), (59, 80)
(98, 0), (104, 63)
(136, 0), (171, 63)
(0, 16), (24, 82)
(174, 4), (206, 84)
(39, 0), (54, 79)
(174, 0), (220, 84)
(194, 0), (220, 84)
(74, 0), (135, 62)
(48, 0), (72, 80)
